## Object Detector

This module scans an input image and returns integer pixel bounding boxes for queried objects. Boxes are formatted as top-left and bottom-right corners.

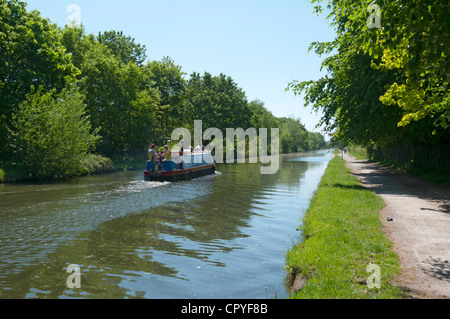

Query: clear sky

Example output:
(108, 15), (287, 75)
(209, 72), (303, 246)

(24, 0), (335, 133)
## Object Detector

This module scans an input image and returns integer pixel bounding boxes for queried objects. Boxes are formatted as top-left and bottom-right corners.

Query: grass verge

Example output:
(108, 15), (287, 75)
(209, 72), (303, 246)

(1, 154), (114, 183)
(347, 144), (369, 160)
(285, 156), (408, 298)
(376, 159), (450, 185)
(79, 154), (115, 175)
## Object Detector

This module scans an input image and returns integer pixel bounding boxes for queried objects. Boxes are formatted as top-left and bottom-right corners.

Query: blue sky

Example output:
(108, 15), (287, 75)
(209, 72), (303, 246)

(24, 0), (335, 133)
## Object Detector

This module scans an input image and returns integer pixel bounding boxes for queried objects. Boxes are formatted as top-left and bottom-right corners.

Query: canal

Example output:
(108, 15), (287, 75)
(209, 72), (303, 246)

(0, 150), (332, 299)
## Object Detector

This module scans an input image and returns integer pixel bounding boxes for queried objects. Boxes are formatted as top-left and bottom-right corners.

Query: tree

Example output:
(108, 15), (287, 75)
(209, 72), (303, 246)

(97, 30), (147, 66)
(307, 0), (449, 133)
(0, 0), (79, 162)
(61, 26), (160, 158)
(307, 132), (327, 150)
(279, 117), (310, 153)
(184, 72), (252, 132)
(248, 99), (279, 130)
(288, 0), (449, 149)
(145, 57), (187, 139)
(8, 87), (99, 179)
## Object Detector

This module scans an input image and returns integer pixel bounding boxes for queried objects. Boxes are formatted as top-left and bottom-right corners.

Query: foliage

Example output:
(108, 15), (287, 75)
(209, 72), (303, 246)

(8, 87), (100, 179)
(288, 0), (449, 149)
(145, 57), (187, 139)
(62, 26), (160, 158)
(248, 99), (279, 129)
(183, 72), (252, 133)
(308, 132), (327, 151)
(79, 154), (114, 175)
(280, 117), (308, 153)
(0, 0), (79, 161)
(278, 117), (326, 153)
(347, 144), (369, 160)
(97, 30), (147, 66)
(329, 0), (448, 130)
(1, 2), (328, 180)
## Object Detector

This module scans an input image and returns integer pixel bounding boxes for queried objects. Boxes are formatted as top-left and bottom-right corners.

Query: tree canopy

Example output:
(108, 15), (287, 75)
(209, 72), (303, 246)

(0, 0), (327, 179)
(8, 87), (99, 179)
(0, 0), (79, 153)
(288, 0), (449, 149)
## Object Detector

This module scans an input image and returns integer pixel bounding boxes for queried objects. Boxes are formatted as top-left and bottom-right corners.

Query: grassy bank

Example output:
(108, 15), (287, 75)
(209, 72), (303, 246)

(375, 159), (450, 185)
(285, 156), (408, 299)
(346, 144), (449, 185)
(347, 144), (369, 160)
(0, 154), (114, 183)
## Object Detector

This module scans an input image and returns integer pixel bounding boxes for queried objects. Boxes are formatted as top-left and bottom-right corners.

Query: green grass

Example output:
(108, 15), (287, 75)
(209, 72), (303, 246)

(0, 154), (114, 183)
(79, 154), (115, 175)
(345, 144), (449, 185)
(376, 159), (450, 185)
(347, 144), (369, 160)
(285, 156), (408, 299)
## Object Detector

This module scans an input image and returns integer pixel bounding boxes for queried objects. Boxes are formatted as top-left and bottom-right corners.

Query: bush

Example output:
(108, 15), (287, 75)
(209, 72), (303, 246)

(80, 154), (114, 175)
(8, 87), (100, 179)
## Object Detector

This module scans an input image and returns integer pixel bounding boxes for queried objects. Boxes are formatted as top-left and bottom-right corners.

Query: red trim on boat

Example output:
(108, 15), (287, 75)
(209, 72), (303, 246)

(144, 163), (215, 178)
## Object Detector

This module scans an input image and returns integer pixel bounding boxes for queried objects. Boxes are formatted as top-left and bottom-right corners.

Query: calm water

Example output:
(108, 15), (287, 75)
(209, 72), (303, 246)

(0, 150), (332, 299)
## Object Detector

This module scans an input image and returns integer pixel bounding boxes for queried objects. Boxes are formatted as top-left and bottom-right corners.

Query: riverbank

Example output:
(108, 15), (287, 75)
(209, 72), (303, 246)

(285, 155), (409, 298)
(0, 154), (114, 183)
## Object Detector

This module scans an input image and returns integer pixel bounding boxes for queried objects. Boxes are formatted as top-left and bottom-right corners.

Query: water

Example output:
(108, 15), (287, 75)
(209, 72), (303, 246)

(0, 150), (332, 299)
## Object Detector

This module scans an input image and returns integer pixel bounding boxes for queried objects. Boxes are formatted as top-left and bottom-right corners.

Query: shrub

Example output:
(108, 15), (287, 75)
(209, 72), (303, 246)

(8, 87), (100, 179)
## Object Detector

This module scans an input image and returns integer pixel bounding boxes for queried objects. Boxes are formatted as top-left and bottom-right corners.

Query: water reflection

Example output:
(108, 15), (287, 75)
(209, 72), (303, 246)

(0, 151), (332, 298)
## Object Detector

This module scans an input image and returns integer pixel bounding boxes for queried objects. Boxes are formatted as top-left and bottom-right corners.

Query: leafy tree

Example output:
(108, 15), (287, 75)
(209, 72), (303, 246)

(289, 50), (407, 147)
(1, 0), (330, 180)
(145, 57), (187, 139)
(0, 0), (78, 162)
(279, 117), (310, 153)
(307, 132), (327, 150)
(288, 0), (449, 150)
(248, 99), (279, 129)
(307, 0), (449, 133)
(60, 24), (86, 68)
(97, 30), (147, 66)
(183, 72), (252, 132)
(62, 26), (160, 158)
(8, 87), (99, 179)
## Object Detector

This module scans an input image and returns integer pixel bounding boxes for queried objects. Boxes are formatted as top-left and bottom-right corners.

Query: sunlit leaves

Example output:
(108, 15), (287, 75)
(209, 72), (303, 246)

(9, 87), (100, 179)
(289, 0), (449, 149)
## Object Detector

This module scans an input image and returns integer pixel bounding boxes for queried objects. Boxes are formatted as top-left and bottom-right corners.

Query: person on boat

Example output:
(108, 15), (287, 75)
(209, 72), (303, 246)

(148, 144), (157, 163)
(179, 139), (184, 156)
(163, 145), (171, 161)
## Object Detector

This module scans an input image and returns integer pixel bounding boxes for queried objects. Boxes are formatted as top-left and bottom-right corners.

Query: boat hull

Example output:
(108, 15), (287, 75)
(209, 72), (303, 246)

(144, 163), (216, 182)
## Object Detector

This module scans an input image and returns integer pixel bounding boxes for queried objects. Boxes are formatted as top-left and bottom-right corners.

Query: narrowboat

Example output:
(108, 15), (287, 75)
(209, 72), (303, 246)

(144, 149), (216, 182)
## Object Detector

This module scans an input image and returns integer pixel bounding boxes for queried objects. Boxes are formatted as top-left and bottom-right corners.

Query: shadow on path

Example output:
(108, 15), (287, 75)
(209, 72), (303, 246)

(343, 153), (450, 299)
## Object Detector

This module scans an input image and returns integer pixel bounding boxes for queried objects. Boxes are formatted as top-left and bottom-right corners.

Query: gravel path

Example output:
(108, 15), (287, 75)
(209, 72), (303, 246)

(343, 153), (450, 299)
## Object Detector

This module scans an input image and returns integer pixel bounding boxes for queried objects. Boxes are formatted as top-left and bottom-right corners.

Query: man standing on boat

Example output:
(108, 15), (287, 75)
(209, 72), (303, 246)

(148, 144), (157, 163)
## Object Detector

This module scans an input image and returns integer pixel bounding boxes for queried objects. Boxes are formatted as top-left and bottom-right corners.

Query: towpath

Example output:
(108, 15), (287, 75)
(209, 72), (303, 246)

(342, 153), (450, 298)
